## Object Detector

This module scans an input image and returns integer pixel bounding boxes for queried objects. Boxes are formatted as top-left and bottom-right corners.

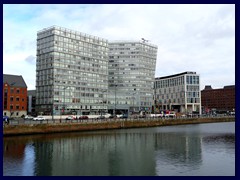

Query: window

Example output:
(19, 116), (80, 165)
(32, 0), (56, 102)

(10, 97), (14, 102)
(16, 97), (20, 101)
(16, 89), (20, 93)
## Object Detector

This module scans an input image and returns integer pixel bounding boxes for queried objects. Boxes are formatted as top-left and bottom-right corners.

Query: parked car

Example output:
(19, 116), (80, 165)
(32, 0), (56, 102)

(119, 114), (128, 119)
(24, 115), (34, 120)
(139, 115), (146, 118)
(108, 115), (117, 119)
(151, 114), (163, 118)
(97, 116), (105, 119)
(33, 116), (45, 121)
(181, 114), (187, 118)
(66, 116), (75, 120)
(79, 116), (89, 120)
(164, 112), (176, 118)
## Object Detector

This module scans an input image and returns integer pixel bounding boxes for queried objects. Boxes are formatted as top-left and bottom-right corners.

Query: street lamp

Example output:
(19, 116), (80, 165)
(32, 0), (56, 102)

(127, 90), (136, 117)
(114, 84), (117, 117)
(62, 86), (69, 121)
(100, 89), (107, 116)
(48, 76), (54, 121)
(132, 92), (136, 113)
(153, 86), (156, 115)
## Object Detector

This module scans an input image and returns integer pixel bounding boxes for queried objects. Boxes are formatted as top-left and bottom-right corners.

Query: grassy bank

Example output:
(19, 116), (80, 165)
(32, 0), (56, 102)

(3, 117), (235, 136)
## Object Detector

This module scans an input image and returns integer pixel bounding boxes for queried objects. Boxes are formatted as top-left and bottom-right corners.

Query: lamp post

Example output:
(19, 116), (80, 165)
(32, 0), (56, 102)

(127, 91), (136, 117)
(61, 86), (68, 121)
(100, 89), (107, 116)
(48, 76), (54, 121)
(114, 84), (117, 117)
(132, 92), (136, 114)
(153, 86), (156, 115)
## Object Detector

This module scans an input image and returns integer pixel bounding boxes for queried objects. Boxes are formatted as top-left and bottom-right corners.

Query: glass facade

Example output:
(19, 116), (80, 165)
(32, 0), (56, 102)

(36, 26), (108, 115)
(108, 41), (158, 114)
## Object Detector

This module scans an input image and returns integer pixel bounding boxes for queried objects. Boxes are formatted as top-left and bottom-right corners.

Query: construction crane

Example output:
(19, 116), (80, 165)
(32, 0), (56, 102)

(141, 38), (149, 43)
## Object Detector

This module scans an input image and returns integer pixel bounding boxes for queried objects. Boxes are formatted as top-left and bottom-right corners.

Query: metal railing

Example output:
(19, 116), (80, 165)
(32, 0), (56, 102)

(3, 114), (235, 126)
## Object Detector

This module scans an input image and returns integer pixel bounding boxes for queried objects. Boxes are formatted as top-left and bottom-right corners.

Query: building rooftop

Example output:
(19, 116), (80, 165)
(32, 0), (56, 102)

(3, 74), (27, 88)
(37, 25), (108, 42)
(155, 71), (197, 80)
(109, 40), (158, 48)
(202, 85), (235, 91)
(27, 90), (36, 96)
(204, 85), (213, 90)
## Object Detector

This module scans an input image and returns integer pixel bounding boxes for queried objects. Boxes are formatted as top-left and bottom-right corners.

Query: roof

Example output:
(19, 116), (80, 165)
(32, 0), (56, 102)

(204, 85), (213, 90)
(155, 71), (197, 80)
(28, 90), (36, 96)
(3, 74), (27, 88)
(201, 85), (235, 91)
(223, 85), (235, 89)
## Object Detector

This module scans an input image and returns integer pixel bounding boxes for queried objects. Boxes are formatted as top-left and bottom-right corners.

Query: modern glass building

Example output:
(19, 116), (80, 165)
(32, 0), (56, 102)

(154, 71), (201, 114)
(36, 26), (108, 115)
(108, 41), (158, 115)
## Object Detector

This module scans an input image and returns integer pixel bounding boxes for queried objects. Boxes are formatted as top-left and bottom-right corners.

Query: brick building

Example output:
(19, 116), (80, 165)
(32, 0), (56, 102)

(3, 74), (28, 117)
(201, 85), (235, 113)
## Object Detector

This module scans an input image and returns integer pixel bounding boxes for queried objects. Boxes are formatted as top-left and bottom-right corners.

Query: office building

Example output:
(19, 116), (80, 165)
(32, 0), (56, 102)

(201, 85), (235, 113)
(155, 71), (201, 114)
(3, 74), (28, 117)
(27, 90), (36, 116)
(108, 40), (158, 115)
(36, 26), (108, 115)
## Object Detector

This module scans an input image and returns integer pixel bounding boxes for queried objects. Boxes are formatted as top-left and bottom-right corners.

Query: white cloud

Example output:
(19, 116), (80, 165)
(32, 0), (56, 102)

(3, 4), (235, 90)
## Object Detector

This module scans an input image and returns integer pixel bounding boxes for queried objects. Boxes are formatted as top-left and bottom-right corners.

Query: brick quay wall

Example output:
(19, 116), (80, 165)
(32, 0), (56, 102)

(3, 117), (235, 137)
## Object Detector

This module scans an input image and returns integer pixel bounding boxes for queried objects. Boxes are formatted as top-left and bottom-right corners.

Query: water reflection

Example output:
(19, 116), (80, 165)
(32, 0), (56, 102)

(3, 122), (235, 176)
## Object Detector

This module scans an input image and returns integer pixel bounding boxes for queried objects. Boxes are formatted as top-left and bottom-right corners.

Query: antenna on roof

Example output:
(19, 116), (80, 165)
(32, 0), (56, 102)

(141, 38), (149, 43)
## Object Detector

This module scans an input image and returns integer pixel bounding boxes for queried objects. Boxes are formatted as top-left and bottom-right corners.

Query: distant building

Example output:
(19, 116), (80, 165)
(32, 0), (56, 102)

(201, 85), (235, 113)
(108, 41), (158, 115)
(155, 72), (201, 114)
(3, 74), (28, 117)
(27, 90), (36, 115)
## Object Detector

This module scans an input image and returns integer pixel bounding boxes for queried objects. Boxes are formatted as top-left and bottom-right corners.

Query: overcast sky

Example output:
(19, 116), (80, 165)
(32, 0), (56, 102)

(3, 4), (235, 90)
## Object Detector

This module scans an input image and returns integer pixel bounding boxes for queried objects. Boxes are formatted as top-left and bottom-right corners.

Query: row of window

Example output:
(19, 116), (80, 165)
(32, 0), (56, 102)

(155, 76), (185, 88)
(9, 97), (25, 102)
(186, 75), (199, 85)
(155, 97), (200, 104)
(110, 43), (157, 50)
(38, 27), (107, 45)
(4, 105), (25, 110)
(4, 88), (26, 94)
(37, 52), (108, 62)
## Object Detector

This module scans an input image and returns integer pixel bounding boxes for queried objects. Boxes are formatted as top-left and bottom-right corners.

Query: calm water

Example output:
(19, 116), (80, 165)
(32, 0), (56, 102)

(3, 122), (235, 176)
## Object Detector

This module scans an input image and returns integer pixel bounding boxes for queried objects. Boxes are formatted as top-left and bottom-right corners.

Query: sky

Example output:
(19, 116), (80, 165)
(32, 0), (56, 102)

(3, 4), (235, 90)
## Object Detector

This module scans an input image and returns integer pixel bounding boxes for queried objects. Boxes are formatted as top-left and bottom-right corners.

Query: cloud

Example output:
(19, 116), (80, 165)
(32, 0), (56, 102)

(3, 4), (235, 90)
(25, 55), (35, 65)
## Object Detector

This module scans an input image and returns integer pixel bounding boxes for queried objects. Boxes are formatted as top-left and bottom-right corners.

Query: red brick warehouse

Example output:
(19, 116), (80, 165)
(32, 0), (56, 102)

(3, 74), (28, 117)
(201, 85), (235, 113)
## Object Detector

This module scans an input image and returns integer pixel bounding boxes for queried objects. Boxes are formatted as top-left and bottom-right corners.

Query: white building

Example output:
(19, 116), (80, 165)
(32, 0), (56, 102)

(154, 72), (201, 114)
(108, 41), (158, 115)
(36, 26), (108, 115)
